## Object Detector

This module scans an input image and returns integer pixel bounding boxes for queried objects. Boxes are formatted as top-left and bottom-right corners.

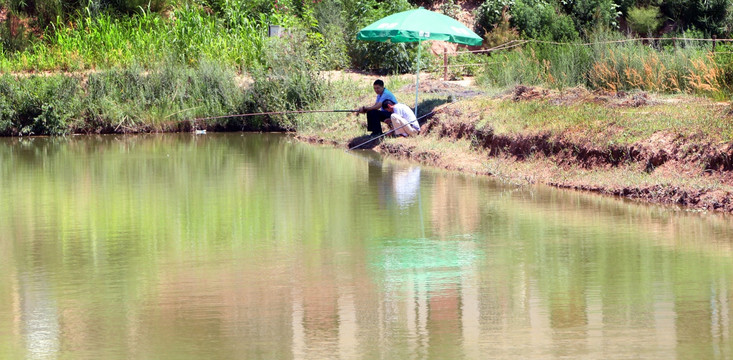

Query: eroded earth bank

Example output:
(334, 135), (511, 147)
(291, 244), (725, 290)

(303, 82), (733, 213)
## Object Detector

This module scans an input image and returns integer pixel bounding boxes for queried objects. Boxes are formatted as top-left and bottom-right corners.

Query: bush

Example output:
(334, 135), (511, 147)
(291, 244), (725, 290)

(511, 0), (579, 42)
(2, 5), (267, 71)
(560, 0), (619, 35)
(440, 0), (462, 20)
(244, 32), (328, 130)
(313, 23), (350, 70)
(660, 0), (728, 36)
(627, 6), (662, 35)
(344, 0), (419, 74)
(482, 8), (520, 48)
(0, 12), (34, 53)
(0, 74), (83, 135)
(474, 0), (514, 37)
(108, 0), (170, 14)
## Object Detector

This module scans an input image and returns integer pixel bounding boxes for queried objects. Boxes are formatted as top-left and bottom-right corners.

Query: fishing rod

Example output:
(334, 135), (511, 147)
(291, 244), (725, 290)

(347, 111), (435, 152)
(166, 107), (433, 151)
(191, 109), (354, 123)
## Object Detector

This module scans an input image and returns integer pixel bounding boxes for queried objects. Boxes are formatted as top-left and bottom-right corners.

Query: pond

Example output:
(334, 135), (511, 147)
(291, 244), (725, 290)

(0, 133), (731, 359)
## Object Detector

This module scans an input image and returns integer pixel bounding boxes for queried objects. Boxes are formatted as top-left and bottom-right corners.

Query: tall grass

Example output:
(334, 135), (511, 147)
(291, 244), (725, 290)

(0, 6), (266, 72)
(477, 36), (730, 98)
(0, 61), (248, 135)
(0, 31), (335, 136)
(84, 60), (247, 132)
(242, 31), (328, 130)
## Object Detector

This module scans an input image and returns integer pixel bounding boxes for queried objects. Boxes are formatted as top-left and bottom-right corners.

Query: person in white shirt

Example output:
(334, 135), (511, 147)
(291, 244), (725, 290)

(382, 99), (419, 137)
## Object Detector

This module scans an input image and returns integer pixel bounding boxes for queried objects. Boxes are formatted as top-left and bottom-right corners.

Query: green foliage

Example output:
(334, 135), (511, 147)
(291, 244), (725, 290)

(477, 41), (592, 89)
(439, 0), (461, 20)
(3, 0), (65, 27)
(343, 0), (419, 74)
(84, 61), (245, 130)
(0, 61), (264, 135)
(1, 0), (170, 28)
(660, 0), (728, 36)
(308, 0), (350, 70)
(474, 0), (514, 37)
(108, 0), (170, 14)
(0, 74), (83, 135)
(627, 6), (662, 35)
(200, 0), (272, 16)
(1, 5), (266, 71)
(0, 12), (34, 53)
(482, 7), (520, 48)
(559, 0), (619, 34)
(614, 0), (637, 16)
(313, 23), (350, 70)
(714, 43), (733, 92)
(511, 0), (579, 41)
(243, 32), (328, 130)
(723, 3), (733, 36)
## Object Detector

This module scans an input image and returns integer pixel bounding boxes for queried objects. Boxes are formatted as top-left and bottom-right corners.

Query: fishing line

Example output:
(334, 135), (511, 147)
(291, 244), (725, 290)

(191, 109), (353, 123)
(151, 109), (355, 130)
(164, 107), (434, 152)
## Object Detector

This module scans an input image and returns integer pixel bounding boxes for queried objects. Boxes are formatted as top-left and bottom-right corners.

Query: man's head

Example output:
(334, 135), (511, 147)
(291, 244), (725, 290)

(373, 79), (385, 95)
(382, 99), (395, 112)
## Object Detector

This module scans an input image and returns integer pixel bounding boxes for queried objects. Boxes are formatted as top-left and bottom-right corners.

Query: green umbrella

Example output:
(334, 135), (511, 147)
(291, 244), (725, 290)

(357, 7), (482, 116)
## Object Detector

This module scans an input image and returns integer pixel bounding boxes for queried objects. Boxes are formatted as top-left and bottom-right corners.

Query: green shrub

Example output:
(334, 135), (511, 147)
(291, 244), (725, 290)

(440, 0), (462, 20)
(476, 30), (731, 98)
(344, 0), (419, 74)
(0, 74), (82, 135)
(313, 24), (350, 70)
(1, 5), (267, 71)
(244, 32), (328, 130)
(560, 0), (619, 34)
(0, 12), (34, 53)
(108, 0), (170, 14)
(723, 3), (733, 36)
(482, 8), (520, 48)
(627, 6), (662, 35)
(511, 0), (579, 41)
(660, 0), (728, 36)
(474, 0), (514, 37)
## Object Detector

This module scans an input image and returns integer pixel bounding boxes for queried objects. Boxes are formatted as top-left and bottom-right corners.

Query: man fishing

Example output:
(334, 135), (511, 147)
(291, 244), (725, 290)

(382, 99), (419, 137)
(355, 79), (397, 136)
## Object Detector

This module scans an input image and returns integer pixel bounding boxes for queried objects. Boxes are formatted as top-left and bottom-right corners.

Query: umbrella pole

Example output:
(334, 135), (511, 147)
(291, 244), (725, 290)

(415, 40), (420, 117)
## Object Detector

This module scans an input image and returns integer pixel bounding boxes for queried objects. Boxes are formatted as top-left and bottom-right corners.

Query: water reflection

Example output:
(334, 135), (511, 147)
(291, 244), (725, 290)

(19, 274), (59, 360)
(0, 134), (732, 359)
(392, 166), (421, 209)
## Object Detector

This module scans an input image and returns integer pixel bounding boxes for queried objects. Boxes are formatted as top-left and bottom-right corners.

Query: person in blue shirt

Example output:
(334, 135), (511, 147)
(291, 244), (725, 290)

(355, 79), (397, 136)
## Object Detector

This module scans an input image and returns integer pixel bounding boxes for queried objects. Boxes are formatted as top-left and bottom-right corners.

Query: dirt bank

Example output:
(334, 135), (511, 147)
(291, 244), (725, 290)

(304, 82), (733, 213)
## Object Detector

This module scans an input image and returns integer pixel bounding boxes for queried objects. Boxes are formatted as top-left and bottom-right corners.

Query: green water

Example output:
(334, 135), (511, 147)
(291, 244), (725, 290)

(0, 133), (732, 359)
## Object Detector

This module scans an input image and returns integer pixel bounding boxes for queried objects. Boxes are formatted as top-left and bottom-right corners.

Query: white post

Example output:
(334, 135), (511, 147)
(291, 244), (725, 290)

(414, 40), (421, 117)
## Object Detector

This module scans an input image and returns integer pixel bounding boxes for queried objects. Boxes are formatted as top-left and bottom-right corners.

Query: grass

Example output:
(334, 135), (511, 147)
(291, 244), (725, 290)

(0, 61), (249, 135)
(480, 95), (733, 146)
(0, 6), (266, 72)
(0, 30), (330, 135)
(476, 39), (731, 100)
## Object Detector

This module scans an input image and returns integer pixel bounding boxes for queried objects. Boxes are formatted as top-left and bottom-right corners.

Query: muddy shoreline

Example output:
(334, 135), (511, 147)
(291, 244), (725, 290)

(299, 85), (733, 214)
